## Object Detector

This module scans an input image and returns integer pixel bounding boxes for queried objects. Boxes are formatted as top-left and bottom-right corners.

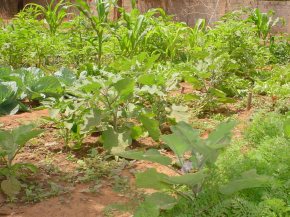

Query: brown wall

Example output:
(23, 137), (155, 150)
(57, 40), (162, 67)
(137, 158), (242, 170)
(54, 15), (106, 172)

(132, 0), (290, 33)
(135, 0), (256, 25)
(0, 0), (74, 19)
(1, 0), (289, 33)
(0, 0), (20, 19)
(258, 1), (290, 33)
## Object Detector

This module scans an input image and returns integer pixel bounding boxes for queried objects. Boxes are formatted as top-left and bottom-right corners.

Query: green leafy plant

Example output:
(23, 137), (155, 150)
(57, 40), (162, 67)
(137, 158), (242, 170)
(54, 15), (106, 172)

(117, 121), (236, 215)
(249, 8), (280, 44)
(219, 169), (273, 195)
(269, 35), (290, 63)
(47, 95), (100, 149)
(0, 124), (43, 198)
(0, 81), (23, 115)
(47, 70), (168, 150)
(116, 8), (151, 57)
(0, 67), (73, 116)
(29, 0), (70, 35)
(254, 64), (290, 99)
(75, 0), (111, 68)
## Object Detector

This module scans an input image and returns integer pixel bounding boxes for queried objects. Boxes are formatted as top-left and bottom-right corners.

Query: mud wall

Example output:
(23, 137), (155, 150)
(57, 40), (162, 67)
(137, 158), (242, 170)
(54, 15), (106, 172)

(258, 1), (290, 33)
(134, 0), (257, 25)
(1, 0), (290, 33)
(0, 0), (75, 19)
(133, 0), (290, 33)
(0, 0), (20, 19)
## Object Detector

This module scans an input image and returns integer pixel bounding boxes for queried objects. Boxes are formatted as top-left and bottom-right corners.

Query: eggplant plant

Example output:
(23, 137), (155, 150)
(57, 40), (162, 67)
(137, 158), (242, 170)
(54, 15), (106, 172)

(48, 96), (101, 149)
(0, 124), (43, 198)
(117, 121), (236, 214)
(80, 73), (163, 153)
(48, 70), (169, 151)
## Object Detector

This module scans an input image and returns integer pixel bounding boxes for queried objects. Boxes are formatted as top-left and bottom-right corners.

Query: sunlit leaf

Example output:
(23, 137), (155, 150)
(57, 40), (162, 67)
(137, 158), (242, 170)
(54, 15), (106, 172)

(118, 149), (172, 166)
(136, 168), (170, 190)
(139, 114), (161, 141)
(1, 177), (21, 198)
(220, 169), (273, 195)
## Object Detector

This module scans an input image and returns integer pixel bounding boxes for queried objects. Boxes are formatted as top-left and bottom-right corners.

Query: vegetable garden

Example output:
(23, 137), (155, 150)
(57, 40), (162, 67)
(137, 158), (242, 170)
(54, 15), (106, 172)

(0, 0), (289, 216)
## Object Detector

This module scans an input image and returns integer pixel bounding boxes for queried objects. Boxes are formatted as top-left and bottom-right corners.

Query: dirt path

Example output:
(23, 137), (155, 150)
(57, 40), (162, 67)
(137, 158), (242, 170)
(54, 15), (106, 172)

(1, 185), (129, 217)
(0, 109), (49, 128)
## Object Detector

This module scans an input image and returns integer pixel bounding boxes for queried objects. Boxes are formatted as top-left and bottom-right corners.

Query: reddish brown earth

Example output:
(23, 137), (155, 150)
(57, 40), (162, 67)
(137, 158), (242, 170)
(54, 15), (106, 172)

(0, 109), (49, 128)
(1, 185), (130, 217)
(0, 110), (133, 217)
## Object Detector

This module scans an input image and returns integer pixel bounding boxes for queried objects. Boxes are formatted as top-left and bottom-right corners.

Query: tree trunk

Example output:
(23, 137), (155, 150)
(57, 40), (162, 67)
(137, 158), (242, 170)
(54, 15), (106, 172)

(18, 0), (24, 12)
(0, 0), (19, 18)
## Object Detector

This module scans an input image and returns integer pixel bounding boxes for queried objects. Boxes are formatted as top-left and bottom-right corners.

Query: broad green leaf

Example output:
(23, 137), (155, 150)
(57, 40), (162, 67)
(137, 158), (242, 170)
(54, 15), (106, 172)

(131, 125), (144, 140)
(102, 128), (132, 154)
(0, 125), (43, 162)
(22, 68), (44, 89)
(111, 131), (132, 155)
(11, 163), (38, 173)
(1, 177), (21, 198)
(0, 81), (20, 115)
(164, 170), (207, 187)
(209, 88), (227, 98)
(209, 88), (236, 103)
(217, 97), (236, 103)
(139, 115), (161, 141)
(29, 76), (63, 99)
(183, 76), (203, 89)
(80, 109), (101, 133)
(161, 134), (190, 161)
(138, 74), (155, 85)
(206, 121), (236, 149)
(170, 104), (190, 123)
(12, 124), (43, 147)
(118, 149), (172, 166)
(0, 81), (18, 104)
(0, 101), (20, 116)
(284, 119), (290, 138)
(139, 85), (164, 96)
(183, 93), (200, 101)
(114, 78), (135, 100)
(144, 192), (177, 210)
(220, 169), (273, 195)
(161, 122), (200, 159)
(81, 81), (101, 93)
(136, 168), (170, 190)
(134, 200), (159, 217)
(102, 127), (118, 151)
(0, 131), (13, 155)
(54, 68), (76, 86)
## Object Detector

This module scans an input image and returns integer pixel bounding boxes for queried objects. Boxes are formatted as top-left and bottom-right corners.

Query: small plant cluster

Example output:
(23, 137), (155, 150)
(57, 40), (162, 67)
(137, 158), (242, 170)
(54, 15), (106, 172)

(0, 67), (75, 115)
(0, 1), (289, 216)
(0, 124), (43, 199)
(159, 111), (290, 217)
